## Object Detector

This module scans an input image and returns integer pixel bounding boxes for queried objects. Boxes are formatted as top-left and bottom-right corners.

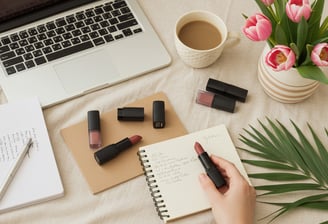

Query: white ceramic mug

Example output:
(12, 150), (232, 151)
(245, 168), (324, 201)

(174, 10), (240, 68)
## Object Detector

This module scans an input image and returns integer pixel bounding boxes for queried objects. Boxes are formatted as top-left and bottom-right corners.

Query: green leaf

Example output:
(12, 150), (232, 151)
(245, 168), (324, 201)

(296, 17), (309, 63)
(275, 23), (288, 45)
(300, 44), (314, 65)
(302, 201), (328, 210)
(249, 172), (309, 181)
(260, 193), (328, 222)
(319, 16), (328, 35)
(308, 0), (324, 41)
(297, 65), (328, 84)
(290, 120), (327, 185)
(256, 183), (324, 196)
(242, 160), (295, 171)
(290, 43), (300, 58)
(307, 124), (328, 185)
(239, 119), (328, 222)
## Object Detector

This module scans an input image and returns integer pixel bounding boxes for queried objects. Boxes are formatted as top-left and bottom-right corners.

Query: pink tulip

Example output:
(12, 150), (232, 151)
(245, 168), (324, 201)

(311, 43), (328, 66)
(261, 0), (274, 6)
(265, 45), (296, 71)
(242, 13), (272, 41)
(286, 0), (312, 23)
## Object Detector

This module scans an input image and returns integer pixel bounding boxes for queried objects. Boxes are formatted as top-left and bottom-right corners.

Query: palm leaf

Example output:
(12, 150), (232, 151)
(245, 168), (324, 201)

(239, 118), (328, 223)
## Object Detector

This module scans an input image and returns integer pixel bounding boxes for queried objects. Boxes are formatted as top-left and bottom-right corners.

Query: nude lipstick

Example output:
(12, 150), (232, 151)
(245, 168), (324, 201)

(94, 135), (142, 165)
(194, 142), (226, 188)
(196, 90), (235, 113)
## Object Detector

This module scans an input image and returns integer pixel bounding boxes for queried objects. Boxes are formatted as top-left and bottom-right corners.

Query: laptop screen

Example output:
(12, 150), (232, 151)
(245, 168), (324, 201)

(0, 0), (65, 23)
(0, 0), (94, 32)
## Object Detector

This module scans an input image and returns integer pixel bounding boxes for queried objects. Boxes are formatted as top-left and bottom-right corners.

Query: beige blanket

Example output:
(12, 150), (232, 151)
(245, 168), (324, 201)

(1, 0), (328, 223)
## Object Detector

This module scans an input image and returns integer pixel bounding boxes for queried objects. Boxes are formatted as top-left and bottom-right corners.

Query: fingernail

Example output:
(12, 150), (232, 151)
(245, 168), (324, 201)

(199, 173), (207, 182)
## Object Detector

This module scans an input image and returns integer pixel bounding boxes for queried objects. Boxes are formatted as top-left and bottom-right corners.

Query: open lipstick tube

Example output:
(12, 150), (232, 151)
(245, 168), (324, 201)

(194, 142), (226, 188)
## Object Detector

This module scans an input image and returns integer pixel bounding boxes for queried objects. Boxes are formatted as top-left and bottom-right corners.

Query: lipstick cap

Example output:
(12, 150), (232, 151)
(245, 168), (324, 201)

(117, 107), (144, 121)
(152, 101), (165, 128)
(206, 78), (248, 102)
(212, 93), (236, 113)
(87, 110), (101, 131)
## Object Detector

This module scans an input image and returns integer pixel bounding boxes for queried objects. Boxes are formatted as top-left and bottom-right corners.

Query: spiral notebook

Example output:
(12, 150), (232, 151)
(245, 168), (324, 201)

(138, 125), (250, 223)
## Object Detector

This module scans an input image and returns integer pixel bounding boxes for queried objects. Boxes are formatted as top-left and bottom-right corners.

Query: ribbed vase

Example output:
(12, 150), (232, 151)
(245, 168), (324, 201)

(258, 46), (320, 103)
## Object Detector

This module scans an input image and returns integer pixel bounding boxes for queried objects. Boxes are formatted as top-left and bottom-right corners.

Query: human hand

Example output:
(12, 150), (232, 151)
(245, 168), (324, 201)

(198, 155), (256, 224)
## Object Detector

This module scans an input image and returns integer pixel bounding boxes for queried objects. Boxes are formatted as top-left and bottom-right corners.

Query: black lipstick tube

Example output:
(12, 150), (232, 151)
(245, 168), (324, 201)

(199, 152), (226, 188)
(94, 137), (135, 165)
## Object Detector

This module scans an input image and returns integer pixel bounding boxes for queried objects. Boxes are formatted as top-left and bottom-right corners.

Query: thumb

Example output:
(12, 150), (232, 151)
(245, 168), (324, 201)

(198, 173), (222, 205)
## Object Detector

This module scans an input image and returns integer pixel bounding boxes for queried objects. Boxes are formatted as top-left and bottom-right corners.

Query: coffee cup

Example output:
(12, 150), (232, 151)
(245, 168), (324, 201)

(174, 10), (240, 68)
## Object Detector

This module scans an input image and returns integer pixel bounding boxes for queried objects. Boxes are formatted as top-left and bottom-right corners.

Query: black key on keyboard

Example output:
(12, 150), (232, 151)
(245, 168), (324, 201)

(46, 22), (56, 30)
(122, 28), (133, 37)
(34, 42), (44, 49)
(0, 51), (15, 60)
(37, 25), (47, 33)
(28, 28), (38, 36)
(10, 34), (20, 42)
(62, 40), (72, 48)
(6, 66), (16, 75)
(25, 45), (35, 52)
(56, 19), (67, 27)
(104, 34), (114, 42)
(33, 50), (43, 57)
(76, 13), (86, 21)
(66, 16), (76, 24)
(15, 48), (26, 55)
(93, 37), (105, 46)
(117, 19), (138, 30)
(15, 63), (26, 72)
(23, 53), (33, 60)
(42, 46), (52, 54)
(37, 33), (47, 41)
(94, 7), (104, 15)
(19, 39), (29, 47)
(1, 37), (11, 45)
(103, 5), (113, 12)
(118, 13), (134, 22)
(113, 1), (127, 9)
(0, 46), (10, 54)
(46, 41), (93, 61)
(3, 56), (23, 67)
(35, 56), (47, 65)
(25, 60), (36, 68)
(9, 42), (19, 50)
(19, 31), (29, 39)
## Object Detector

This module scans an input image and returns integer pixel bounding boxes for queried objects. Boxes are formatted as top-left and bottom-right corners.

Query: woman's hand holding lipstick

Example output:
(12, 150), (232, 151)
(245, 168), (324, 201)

(198, 155), (256, 224)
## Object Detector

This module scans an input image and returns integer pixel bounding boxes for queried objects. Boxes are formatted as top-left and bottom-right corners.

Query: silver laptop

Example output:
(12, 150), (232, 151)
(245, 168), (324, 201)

(0, 0), (171, 107)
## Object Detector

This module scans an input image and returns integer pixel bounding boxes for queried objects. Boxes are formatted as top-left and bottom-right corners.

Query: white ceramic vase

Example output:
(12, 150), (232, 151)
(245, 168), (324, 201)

(258, 46), (321, 103)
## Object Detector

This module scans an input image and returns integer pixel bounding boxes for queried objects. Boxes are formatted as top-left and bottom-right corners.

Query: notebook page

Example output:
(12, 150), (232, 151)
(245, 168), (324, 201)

(0, 98), (63, 213)
(139, 124), (250, 222)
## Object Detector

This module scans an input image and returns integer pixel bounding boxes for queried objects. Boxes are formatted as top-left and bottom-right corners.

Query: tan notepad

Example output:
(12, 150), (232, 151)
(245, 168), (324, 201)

(60, 92), (187, 194)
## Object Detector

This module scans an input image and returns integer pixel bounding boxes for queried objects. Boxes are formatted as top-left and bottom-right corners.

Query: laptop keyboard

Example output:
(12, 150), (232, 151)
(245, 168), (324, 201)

(0, 0), (143, 75)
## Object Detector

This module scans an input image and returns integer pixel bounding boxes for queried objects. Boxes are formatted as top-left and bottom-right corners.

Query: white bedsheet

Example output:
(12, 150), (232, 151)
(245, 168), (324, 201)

(1, 0), (328, 223)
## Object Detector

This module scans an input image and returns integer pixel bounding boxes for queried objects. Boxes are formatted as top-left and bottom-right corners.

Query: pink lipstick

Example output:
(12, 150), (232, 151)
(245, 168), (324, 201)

(196, 90), (235, 113)
(194, 142), (226, 188)
(94, 135), (142, 165)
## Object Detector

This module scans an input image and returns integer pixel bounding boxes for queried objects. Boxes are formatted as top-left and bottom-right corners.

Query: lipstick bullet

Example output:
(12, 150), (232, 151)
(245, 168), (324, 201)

(94, 135), (142, 165)
(194, 142), (226, 188)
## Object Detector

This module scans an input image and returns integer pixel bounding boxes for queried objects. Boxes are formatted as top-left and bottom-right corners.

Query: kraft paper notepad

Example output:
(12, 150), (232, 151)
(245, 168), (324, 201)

(0, 98), (64, 213)
(60, 92), (187, 194)
(138, 124), (250, 223)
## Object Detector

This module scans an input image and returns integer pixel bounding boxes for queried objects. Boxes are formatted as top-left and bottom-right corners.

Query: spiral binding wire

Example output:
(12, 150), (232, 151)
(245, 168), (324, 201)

(138, 150), (170, 220)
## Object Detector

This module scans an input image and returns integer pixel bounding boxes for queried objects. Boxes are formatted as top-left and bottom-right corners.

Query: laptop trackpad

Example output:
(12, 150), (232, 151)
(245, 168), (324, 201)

(54, 49), (120, 94)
